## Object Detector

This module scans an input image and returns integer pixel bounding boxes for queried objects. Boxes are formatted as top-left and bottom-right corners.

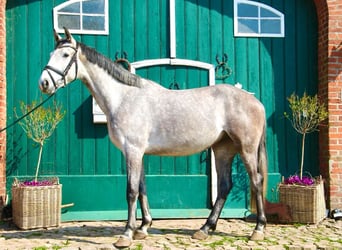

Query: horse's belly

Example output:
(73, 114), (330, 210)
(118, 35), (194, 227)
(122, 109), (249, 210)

(145, 131), (221, 156)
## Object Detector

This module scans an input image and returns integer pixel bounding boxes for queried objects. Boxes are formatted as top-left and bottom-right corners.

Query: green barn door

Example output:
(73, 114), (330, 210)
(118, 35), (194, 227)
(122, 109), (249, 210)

(6, 0), (318, 220)
(172, 0), (318, 211)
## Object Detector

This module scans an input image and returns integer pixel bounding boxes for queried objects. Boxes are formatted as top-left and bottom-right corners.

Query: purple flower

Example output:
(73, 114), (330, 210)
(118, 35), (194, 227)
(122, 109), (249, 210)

(284, 175), (315, 186)
(20, 180), (55, 187)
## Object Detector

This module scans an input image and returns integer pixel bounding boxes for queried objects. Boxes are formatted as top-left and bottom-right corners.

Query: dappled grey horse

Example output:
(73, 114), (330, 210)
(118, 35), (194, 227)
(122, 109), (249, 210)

(39, 28), (268, 248)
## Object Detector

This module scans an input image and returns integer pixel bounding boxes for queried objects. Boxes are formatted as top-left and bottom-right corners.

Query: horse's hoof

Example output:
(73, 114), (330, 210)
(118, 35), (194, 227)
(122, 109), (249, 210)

(250, 230), (264, 241)
(192, 230), (208, 240)
(114, 236), (132, 248)
(134, 229), (148, 240)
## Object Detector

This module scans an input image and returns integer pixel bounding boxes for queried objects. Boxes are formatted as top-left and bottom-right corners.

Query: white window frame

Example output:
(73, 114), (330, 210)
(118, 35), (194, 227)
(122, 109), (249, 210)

(53, 0), (109, 35)
(234, 0), (284, 38)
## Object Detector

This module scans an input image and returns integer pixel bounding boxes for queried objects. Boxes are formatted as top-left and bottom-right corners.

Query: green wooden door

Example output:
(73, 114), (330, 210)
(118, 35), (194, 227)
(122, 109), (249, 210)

(6, 0), (318, 220)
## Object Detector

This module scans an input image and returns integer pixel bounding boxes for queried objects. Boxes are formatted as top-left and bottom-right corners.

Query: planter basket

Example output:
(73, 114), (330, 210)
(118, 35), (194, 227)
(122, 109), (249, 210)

(12, 180), (62, 229)
(279, 180), (326, 224)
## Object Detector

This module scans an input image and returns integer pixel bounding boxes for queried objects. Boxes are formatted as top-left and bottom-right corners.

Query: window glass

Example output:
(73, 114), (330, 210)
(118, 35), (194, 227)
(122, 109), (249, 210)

(83, 16), (105, 30)
(234, 0), (284, 37)
(238, 19), (258, 34)
(54, 0), (108, 35)
(260, 8), (278, 18)
(58, 15), (80, 30)
(261, 20), (281, 34)
(60, 2), (80, 13)
(238, 3), (258, 18)
(83, 0), (104, 14)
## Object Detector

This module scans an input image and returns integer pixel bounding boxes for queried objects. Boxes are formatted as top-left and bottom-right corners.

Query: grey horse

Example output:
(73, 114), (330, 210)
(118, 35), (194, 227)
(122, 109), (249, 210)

(39, 28), (268, 248)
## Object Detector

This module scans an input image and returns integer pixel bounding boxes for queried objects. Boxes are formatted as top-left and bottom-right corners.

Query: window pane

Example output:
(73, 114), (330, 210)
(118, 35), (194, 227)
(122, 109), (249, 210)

(60, 2), (80, 13)
(238, 3), (258, 18)
(58, 14), (80, 29)
(83, 15), (105, 30)
(260, 8), (278, 18)
(261, 19), (280, 34)
(83, 0), (105, 14)
(238, 19), (258, 33)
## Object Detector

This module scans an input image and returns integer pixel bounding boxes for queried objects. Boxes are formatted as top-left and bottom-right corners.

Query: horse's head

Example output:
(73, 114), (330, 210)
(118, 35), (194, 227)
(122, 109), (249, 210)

(39, 27), (78, 94)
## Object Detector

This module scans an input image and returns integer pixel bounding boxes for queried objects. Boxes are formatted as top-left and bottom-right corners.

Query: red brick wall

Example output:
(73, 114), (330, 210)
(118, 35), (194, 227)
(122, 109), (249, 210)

(0, 0), (341, 211)
(315, 0), (342, 210)
(0, 0), (6, 208)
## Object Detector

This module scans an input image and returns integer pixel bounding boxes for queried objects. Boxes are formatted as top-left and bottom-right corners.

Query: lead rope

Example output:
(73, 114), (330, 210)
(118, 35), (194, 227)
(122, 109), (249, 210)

(0, 93), (56, 133)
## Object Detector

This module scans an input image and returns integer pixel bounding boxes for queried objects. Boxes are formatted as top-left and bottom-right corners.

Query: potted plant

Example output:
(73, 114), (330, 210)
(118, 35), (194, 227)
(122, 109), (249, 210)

(279, 92), (328, 223)
(11, 99), (65, 229)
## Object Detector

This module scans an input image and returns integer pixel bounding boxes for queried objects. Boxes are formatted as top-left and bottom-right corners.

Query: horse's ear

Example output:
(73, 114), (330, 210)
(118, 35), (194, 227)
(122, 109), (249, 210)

(54, 29), (61, 42)
(64, 27), (72, 42)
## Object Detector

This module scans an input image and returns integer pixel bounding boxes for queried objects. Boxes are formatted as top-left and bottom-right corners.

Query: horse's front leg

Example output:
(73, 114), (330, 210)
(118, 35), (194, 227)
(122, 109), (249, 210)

(114, 153), (143, 248)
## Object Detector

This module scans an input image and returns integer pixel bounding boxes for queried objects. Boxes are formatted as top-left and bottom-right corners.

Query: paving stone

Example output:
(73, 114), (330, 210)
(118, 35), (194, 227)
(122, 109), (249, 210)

(288, 246), (302, 250)
(0, 219), (341, 250)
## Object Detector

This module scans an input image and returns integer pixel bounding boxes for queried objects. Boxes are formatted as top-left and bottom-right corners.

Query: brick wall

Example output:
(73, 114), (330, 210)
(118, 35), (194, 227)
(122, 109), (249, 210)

(0, 0), (6, 208)
(315, 0), (342, 210)
(0, 0), (341, 211)
(326, 0), (342, 210)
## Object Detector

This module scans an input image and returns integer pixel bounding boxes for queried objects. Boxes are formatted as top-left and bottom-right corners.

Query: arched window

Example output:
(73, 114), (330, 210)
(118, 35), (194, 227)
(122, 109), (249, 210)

(53, 0), (108, 35)
(234, 0), (284, 37)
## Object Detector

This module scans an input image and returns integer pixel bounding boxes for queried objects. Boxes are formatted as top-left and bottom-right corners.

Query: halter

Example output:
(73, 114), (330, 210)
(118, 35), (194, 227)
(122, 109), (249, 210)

(44, 43), (79, 89)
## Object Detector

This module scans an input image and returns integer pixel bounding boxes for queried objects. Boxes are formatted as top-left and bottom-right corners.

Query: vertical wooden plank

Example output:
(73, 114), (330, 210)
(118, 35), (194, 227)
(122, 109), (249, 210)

(159, 0), (168, 58)
(13, 1), (29, 176)
(5, 3), (15, 177)
(234, 38), (248, 87)
(210, 0), (223, 72)
(198, 0), (210, 63)
(121, 0), (134, 56)
(283, 0), (299, 175)
(246, 39), (260, 97)
(222, 0), (235, 80)
(134, 0), (147, 61)
(175, 0), (185, 58)
(184, 0), (197, 59)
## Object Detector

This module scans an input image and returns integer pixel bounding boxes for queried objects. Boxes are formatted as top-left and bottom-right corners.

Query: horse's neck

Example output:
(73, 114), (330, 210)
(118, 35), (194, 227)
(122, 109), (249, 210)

(78, 60), (130, 115)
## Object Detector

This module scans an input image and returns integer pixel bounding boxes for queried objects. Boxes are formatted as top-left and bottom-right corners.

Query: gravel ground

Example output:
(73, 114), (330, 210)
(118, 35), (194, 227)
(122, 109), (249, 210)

(0, 218), (342, 250)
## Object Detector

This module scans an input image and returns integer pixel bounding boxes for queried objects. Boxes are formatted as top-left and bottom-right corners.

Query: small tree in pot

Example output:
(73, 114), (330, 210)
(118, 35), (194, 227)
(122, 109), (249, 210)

(12, 99), (65, 229)
(15, 100), (65, 183)
(280, 92), (328, 224)
(284, 92), (328, 181)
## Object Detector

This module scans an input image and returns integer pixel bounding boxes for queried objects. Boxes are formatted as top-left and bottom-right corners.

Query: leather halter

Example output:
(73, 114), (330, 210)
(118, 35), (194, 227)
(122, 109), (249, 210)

(44, 43), (79, 89)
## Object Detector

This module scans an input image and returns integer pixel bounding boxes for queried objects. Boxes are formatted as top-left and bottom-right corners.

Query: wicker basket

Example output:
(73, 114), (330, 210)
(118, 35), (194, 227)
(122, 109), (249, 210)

(279, 181), (326, 224)
(12, 181), (62, 229)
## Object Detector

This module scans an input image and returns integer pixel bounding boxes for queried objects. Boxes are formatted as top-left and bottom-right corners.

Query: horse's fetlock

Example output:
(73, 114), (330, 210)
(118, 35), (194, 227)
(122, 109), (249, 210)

(210, 224), (217, 232)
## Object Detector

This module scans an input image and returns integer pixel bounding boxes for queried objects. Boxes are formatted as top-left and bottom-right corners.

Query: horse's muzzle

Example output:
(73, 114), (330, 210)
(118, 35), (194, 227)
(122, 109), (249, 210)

(39, 76), (56, 94)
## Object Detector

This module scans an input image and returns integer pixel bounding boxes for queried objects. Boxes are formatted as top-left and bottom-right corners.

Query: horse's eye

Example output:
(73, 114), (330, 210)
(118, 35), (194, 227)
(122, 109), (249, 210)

(63, 53), (69, 58)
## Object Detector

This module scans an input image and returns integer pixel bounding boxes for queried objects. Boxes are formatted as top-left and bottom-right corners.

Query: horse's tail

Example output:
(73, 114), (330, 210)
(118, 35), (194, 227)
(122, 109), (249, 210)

(250, 122), (268, 213)
(258, 123), (268, 201)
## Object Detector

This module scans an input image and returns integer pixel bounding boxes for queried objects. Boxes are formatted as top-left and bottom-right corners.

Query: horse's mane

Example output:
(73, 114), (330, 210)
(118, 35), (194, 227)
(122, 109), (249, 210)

(77, 42), (143, 88)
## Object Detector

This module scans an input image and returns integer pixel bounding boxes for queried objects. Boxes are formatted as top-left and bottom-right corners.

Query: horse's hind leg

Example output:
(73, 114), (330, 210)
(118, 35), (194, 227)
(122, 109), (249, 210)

(241, 151), (266, 240)
(193, 143), (235, 240)
(134, 163), (152, 240)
